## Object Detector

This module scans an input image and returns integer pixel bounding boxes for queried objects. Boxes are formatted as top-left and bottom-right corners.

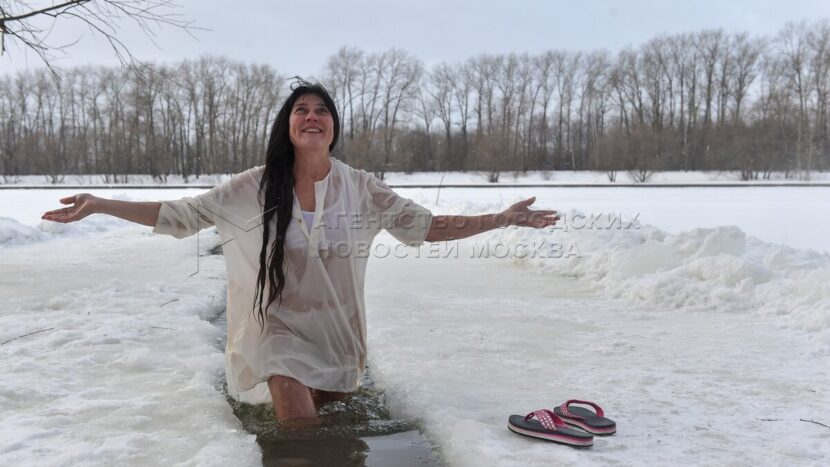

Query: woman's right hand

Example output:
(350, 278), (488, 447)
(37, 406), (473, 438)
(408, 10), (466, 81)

(41, 193), (99, 223)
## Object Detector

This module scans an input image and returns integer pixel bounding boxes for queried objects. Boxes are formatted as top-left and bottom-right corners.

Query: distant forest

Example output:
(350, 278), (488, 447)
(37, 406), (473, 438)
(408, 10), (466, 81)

(2, 21), (830, 182)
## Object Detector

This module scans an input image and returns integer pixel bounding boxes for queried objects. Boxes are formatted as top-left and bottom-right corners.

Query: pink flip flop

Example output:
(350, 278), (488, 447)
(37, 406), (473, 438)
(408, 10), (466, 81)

(553, 399), (617, 435)
(507, 409), (594, 447)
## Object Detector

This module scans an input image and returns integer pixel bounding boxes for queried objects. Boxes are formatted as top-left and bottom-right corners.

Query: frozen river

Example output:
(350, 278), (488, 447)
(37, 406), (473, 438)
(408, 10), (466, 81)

(2, 185), (828, 253)
(1, 185), (828, 466)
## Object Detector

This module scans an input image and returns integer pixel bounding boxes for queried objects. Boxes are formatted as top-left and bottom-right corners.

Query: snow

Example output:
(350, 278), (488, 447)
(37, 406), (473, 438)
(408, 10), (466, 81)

(2, 170), (830, 187)
(421, 185), (830, 254)
(3, 185), (829, 253)
(0, 189), (207, 228)
(360, 190), (830, 466)
(2, 183), (829, 466)
(0, 217), (45, 246)
(0, 226), (261, 466)
(0, 174), (235, 187)
(385, 170), (830, 185)
(366, 246), (830, 466)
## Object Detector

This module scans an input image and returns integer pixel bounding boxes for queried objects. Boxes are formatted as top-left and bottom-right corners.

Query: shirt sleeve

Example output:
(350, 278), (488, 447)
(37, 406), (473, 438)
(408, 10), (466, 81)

(153, 169), (258, 239)
(152, 192), (220, 239)
(362, 172), (433, 246)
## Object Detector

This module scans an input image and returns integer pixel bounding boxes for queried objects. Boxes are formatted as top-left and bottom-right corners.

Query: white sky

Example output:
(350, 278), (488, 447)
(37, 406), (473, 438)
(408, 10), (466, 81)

(2, 0), (830, 76)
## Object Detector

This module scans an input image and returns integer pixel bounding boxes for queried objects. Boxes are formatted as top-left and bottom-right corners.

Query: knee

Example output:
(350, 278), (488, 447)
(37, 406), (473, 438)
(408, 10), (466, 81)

(268, 375), (298, 390)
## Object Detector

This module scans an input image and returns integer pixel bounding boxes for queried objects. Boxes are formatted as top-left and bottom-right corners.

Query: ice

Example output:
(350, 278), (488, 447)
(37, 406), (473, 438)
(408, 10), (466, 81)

(2, 182), (829, 466)
(0, 189), (209, 229)
(0, 226), (260, 466)
(3, 180), (829, 252)
(453, 205), (830, 348)
(360, 187), (829, 466)
(365, 237), (830, 466)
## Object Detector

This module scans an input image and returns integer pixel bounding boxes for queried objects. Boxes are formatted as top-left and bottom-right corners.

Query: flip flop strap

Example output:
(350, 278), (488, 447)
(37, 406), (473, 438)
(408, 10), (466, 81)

(526, 409), (566, 432)
(560, 399), (605, 419)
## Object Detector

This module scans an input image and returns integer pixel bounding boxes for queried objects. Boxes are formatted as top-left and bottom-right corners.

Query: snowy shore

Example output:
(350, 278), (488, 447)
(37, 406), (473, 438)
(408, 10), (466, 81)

(1, 185), (828, 466)
(2, 170), (830, 187)
(0, 222), (261, 466)
(367, 240), (830, 466)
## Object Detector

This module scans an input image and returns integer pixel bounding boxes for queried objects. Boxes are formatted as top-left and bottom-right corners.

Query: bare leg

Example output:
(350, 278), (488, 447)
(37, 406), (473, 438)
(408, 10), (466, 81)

(268, 375), (317, 422)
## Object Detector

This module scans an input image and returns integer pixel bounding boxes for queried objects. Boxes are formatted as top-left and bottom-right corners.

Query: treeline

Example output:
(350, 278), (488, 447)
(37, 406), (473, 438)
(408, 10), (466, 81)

(0, 61), (283, 182)
(2, 21), (830, 182)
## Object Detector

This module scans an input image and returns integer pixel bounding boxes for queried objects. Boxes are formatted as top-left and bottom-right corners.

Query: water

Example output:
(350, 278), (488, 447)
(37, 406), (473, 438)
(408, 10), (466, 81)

(206, 259), (442, 466)
(227, 372), (439, 466)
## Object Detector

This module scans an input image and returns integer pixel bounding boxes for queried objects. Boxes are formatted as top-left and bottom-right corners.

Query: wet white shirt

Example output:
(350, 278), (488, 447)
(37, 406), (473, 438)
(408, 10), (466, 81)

(153, 158), (433, 404)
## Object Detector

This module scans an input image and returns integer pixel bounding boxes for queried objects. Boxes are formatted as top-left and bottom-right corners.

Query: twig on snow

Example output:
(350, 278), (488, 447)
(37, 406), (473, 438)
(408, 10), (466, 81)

(1, 327), (55, 345)
(800, 418), (830, 429)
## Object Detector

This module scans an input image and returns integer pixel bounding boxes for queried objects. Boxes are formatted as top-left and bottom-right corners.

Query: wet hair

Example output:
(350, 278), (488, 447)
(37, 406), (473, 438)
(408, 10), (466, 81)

(253, 78), (340, 329)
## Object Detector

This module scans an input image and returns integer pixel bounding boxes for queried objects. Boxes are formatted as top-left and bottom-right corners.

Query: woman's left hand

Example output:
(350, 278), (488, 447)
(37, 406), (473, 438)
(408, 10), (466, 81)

(501, 196), (560, 228)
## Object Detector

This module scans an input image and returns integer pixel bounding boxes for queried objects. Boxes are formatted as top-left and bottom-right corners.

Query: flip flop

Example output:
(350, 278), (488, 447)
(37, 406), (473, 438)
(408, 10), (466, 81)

(553, 399), (617, 435)
(507, 409), (594, 447)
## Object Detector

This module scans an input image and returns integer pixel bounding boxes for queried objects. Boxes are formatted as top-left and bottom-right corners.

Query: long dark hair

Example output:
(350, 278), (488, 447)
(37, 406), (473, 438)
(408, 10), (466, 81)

(253, 79), (340, 329)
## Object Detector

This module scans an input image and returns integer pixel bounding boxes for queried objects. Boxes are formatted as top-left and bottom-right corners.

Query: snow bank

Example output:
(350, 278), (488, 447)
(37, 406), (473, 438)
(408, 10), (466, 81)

(366, 236), (830, 467)
(35, 214), (131, 237)
(0, 217), (46, 246)
(512, 218), (830, 348)
(2, 187), (826, 466)
(367, 194), (830, 466)
(465, 201), (830, 350)
(0, 229), (260, 466)
(1, 194), (138, 248)
(0, 215), (131, 248)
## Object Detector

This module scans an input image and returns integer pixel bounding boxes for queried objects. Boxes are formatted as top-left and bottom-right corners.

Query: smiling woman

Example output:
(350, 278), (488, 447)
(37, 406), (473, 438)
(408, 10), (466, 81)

(289, 95), (332, 149)
(40, 78), (560, 424)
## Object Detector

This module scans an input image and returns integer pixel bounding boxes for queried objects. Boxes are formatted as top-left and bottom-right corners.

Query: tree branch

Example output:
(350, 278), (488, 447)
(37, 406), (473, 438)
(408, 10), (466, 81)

(2, 1), (90, 23)
(0, 1), (198, 75)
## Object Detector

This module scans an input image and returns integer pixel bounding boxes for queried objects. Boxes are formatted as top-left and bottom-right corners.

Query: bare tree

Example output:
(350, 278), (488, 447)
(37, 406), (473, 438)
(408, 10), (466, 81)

(378, 49), (422, 177)
(807, 20), (830, 172)
(0, 0), (196, 75)
(554, 52), (580, 169)
(5, 22), (830, 180)
(452, 62), (472, 168)
(777, 22), (812, 177)
(325, 46), (364, 160)
(534, 51), (560, 168)
(581, 50), (611, 170)
(412, 80), (437, 171)
(730, 33), (764, 123)
(678, 34), (701, 170)
(429, 62), (454, 170)
(512, 54), (533, 171)
(494, 54), (517, 168)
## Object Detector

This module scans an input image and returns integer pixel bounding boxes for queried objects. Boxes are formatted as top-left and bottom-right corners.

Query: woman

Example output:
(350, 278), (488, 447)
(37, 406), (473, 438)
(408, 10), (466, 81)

(41, 81), (559, 422)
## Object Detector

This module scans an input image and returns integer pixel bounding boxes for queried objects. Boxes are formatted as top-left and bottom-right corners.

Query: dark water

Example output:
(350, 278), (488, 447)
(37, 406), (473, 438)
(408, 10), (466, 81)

(226, 371), (441, 467)
(205, 266), (442, 466)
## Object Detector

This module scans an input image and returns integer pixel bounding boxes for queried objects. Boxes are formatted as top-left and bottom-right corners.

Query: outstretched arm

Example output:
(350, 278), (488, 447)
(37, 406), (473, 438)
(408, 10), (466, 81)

(41, 194), (161, 227)
(424, 196), (559, 242)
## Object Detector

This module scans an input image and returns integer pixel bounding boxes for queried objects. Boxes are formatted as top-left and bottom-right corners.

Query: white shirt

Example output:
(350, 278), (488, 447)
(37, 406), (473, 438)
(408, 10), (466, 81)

(153, 158), (432, 403)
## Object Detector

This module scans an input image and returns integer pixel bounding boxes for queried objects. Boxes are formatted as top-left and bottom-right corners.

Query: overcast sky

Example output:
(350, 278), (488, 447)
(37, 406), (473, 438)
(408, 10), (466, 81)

(3, 0), (830, 76)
